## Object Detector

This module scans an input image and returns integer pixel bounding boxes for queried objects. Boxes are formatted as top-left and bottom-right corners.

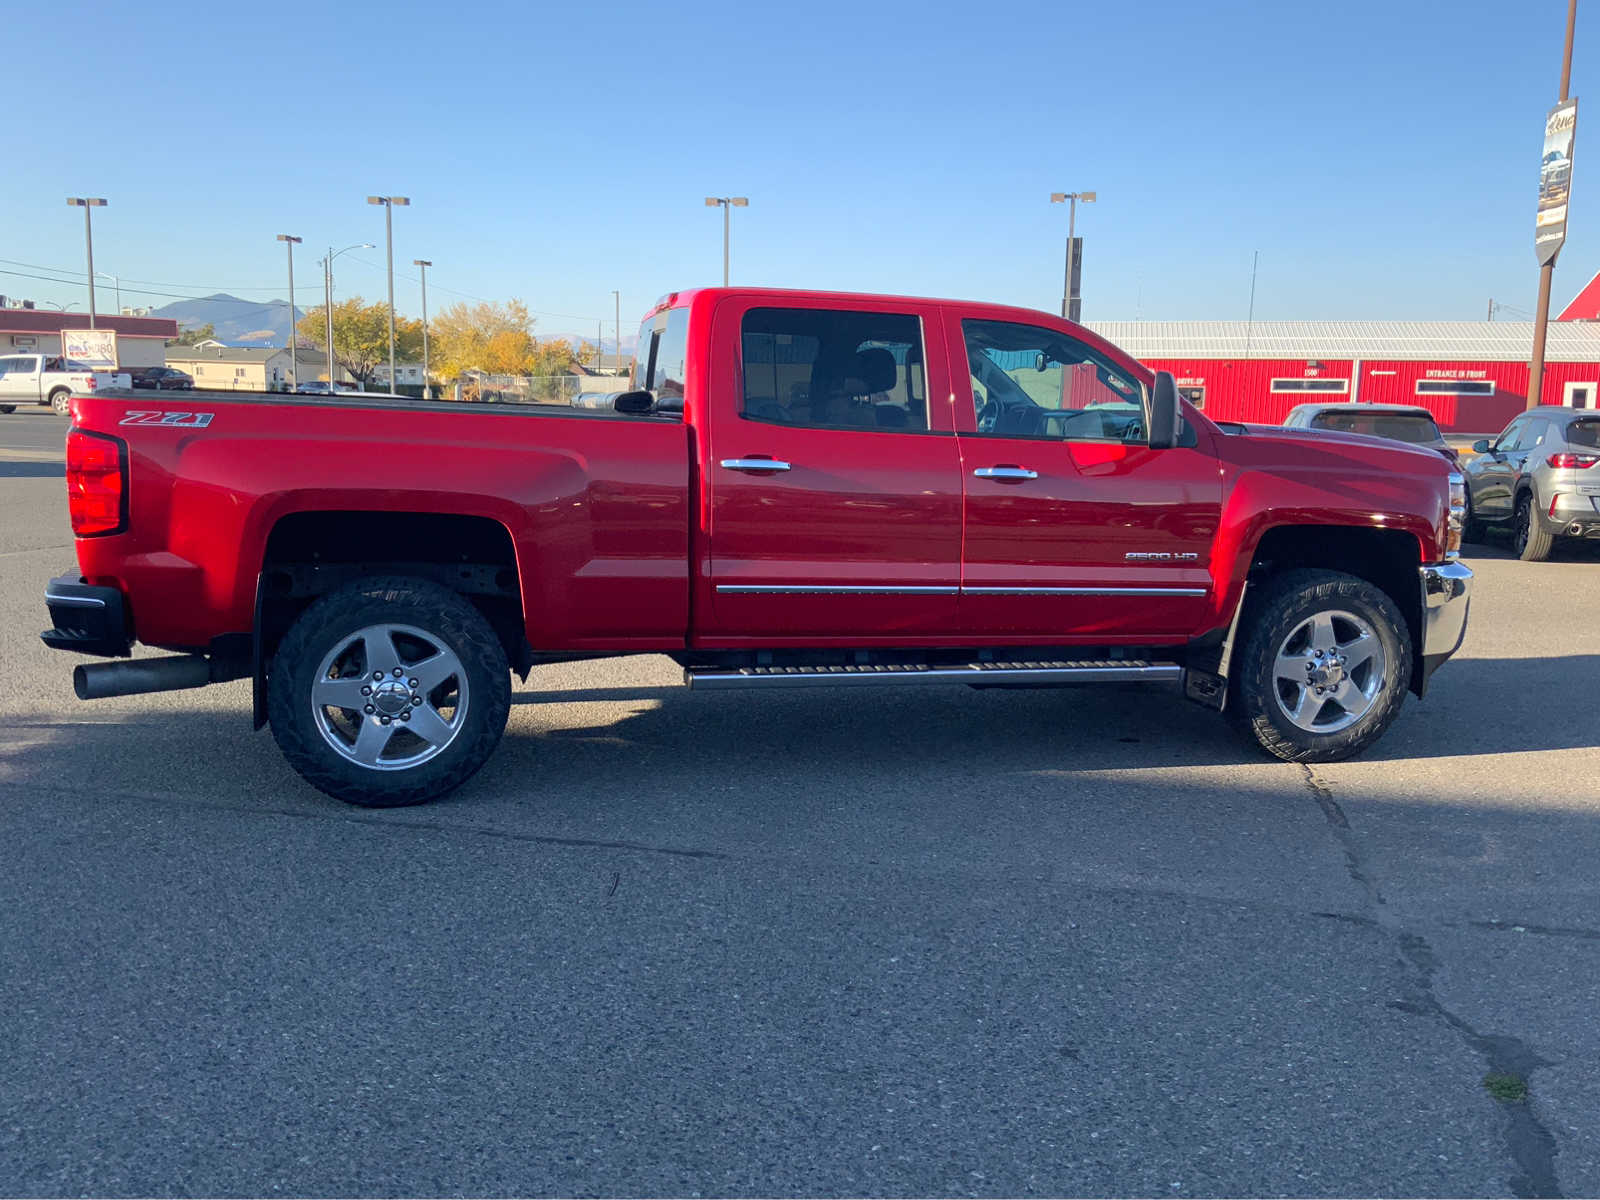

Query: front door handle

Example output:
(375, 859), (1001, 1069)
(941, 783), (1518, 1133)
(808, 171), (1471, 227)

(721, 457), (792, 474)
(974, 465), (1038, 481)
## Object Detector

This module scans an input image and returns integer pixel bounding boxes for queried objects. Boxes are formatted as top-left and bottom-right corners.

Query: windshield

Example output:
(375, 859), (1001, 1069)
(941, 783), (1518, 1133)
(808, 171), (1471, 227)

(1309, 411), (1440, 443)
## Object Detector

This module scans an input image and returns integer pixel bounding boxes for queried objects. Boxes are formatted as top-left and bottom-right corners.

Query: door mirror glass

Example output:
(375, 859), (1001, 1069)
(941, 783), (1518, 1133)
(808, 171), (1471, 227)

(1471, 439), (1491, 454)
(612, 389), (657, 414)
(1148, 371), (1180, 450)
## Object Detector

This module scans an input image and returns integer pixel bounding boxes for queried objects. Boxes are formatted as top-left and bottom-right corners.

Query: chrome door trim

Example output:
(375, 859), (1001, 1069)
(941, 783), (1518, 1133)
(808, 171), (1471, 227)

(716, 585), (959, 595)
(962, 585), (1207, 597)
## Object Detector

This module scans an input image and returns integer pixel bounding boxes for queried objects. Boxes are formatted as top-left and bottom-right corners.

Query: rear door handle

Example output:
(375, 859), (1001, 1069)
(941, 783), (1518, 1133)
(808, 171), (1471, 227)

(973, 466), (1038, 481)
(721, 457), (792, 474)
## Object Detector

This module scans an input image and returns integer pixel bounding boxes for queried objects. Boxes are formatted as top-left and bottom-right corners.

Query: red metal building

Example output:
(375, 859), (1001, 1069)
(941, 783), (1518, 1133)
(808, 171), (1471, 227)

(1085, 321), (1600, 434)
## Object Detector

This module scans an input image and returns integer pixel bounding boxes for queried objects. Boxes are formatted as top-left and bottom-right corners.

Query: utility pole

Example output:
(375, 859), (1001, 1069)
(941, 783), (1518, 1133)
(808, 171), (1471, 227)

(67, 198), (107, 328)
(368, 195), (410, 390)
(413, 259), (431, 394)
(1050, 191), (1096, 320)
(276, 235), (302, 390)
(612, 290), (621, 373)
(1529, 0), (1579, 410)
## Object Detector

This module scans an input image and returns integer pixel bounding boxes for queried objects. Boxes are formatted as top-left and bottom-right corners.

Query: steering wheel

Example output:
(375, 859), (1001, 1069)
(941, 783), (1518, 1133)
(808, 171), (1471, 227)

(977, 398), (1000, 434)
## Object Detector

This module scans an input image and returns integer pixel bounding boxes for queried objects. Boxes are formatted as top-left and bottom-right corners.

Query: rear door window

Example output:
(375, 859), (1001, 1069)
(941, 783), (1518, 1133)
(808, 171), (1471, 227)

(740, 307), (927, 431)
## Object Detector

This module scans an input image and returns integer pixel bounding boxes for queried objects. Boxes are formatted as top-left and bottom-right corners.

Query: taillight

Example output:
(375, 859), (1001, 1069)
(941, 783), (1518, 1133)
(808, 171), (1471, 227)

(1548, 452), (1598, 469)
(66, 430), (127, 536)
(1445, 472), (1466, 558)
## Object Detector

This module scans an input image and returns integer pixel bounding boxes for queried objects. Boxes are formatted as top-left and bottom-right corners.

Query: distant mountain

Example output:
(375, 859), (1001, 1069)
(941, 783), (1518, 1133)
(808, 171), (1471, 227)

(150, 293), (300, 345)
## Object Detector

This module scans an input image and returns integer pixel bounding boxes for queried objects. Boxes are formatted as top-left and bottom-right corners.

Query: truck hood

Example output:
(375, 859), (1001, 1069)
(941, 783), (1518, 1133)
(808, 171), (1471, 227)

(1220, 423), (1449, 469)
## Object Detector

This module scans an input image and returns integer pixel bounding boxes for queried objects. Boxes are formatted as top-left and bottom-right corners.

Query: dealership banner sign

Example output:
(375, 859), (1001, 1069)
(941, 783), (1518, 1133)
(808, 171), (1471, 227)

(1537, 98), (1578, 266)
(61, 329), (118, 369)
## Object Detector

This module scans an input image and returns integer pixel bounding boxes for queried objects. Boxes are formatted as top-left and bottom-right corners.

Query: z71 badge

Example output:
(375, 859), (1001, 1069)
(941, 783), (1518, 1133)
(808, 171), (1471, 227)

(119, 410), (215, 428)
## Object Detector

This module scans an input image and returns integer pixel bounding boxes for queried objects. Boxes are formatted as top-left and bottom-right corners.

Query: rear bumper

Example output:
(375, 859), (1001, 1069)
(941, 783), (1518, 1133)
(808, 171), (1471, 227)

(1543, 492), (1600, 537)
(39, 573), (132, 658)
(1418, 560), (1472, 692)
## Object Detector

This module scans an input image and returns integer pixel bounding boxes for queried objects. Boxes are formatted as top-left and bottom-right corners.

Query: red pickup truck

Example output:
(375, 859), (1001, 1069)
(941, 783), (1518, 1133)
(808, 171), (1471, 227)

(43, 287), (1472, 807)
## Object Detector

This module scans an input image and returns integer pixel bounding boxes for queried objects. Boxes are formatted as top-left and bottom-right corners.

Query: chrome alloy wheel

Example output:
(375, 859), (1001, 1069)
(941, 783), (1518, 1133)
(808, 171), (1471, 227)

(309, 623), (470, 771)
(1271, 609), (1387, 734)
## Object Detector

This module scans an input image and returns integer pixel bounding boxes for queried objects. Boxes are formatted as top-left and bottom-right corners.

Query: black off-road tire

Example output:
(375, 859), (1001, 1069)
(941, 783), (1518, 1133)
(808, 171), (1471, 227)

(1233, 569), (1412, 763)
(268, 576), (511, 807)
(0, 404), (14, 414)
(1514, 494), (1555, 562)
(48, 389), (72, 416)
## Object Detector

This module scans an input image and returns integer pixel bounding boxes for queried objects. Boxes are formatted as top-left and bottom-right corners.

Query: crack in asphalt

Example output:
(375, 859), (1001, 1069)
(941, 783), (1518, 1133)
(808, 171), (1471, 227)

(7, 779), (732, 862)
(1300, 764), (1563, 1199)
(1468, 919), (1600, 943)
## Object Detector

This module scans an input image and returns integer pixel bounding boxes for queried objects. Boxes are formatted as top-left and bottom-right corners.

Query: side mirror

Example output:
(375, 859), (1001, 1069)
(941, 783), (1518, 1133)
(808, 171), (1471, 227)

(612, 389), (657, 415)
(1035, 352), (1049, 372)
(1148, 371), (1180, 449)
(1471, 439), (1492, 454)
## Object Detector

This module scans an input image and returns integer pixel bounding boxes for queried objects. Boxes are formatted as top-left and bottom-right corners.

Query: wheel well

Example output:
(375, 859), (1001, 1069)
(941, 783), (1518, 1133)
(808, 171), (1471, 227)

(1245, 524), (1425, 695)
(258, 511), (530, 677)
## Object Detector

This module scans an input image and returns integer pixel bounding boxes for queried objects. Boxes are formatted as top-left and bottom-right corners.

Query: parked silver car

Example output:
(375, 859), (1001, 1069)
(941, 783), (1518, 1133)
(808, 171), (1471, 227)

(1461, 406), (1600, 560)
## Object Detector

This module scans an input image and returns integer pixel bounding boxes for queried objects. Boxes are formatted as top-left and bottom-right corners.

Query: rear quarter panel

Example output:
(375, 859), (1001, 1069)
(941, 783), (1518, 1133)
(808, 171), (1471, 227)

(69, 393), (691, 652)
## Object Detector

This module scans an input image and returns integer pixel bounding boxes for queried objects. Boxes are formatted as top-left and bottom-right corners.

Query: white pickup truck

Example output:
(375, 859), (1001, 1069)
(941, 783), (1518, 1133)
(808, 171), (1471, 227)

(0, 353), (131, 415)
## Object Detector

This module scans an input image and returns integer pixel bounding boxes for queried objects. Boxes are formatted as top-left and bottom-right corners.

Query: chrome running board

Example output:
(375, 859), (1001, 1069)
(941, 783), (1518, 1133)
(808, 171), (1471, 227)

(684, 659), (1182, 690)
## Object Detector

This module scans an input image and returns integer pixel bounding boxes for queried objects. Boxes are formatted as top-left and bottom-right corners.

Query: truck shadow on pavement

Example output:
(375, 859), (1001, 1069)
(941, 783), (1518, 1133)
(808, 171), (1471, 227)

(5, 654), (1596, 815)
(0, 462), (64, 480)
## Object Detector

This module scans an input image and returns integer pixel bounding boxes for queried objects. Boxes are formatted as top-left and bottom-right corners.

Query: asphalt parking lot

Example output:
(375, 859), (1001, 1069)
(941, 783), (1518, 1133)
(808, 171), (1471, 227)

(2, 407), (1598, 1198)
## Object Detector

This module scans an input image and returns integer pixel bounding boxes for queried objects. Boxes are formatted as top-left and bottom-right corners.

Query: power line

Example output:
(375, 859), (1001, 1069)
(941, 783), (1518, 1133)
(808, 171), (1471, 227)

(0, 257), (285, 295)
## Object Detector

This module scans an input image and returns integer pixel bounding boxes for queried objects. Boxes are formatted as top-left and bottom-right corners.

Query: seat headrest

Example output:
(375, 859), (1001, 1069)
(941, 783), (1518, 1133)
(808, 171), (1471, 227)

(852, 347), (897, 394)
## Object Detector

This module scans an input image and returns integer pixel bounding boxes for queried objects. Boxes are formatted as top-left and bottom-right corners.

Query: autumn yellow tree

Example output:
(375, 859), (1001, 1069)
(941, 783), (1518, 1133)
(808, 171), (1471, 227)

(297, 297), (424, 386)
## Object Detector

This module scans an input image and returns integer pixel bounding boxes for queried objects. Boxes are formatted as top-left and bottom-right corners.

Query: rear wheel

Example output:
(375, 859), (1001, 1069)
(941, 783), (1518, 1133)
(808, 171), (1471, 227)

(268, 576), (511, 807)
(1234, 569), (1412, 763)
(48, 389), (71, 416)
(1514, 494), (1554, 562)
(0, 405), (14, 415)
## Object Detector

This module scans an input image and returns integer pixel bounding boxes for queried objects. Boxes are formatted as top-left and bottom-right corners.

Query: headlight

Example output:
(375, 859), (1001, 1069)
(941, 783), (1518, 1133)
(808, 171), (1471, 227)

(1445, 472), (1466, 558)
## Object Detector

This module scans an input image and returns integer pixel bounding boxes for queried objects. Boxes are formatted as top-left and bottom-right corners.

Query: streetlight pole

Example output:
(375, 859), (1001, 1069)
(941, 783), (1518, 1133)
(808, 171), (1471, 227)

(413, 259), (431, 394)
(67, 198), (107, 328)
(320, 242), (374, 389)
(1529, 0), (1579, 410)
(368, 195), (410, 390)
(1050, 191), (1096, 321)
(612, 290), (621, 371)
(96, 273), (121, 314)
(276, 235), (302, 390)
(704, 196), (748, 286)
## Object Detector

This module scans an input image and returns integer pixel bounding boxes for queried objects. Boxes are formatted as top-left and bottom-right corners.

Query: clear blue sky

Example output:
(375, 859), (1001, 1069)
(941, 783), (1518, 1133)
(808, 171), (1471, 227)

(4, 0), (1593, 340)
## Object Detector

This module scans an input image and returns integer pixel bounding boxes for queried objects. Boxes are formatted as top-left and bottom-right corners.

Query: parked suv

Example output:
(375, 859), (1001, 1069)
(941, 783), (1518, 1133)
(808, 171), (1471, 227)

(1461, 406), (1600, 559)
(1281, 403), (1457, 464)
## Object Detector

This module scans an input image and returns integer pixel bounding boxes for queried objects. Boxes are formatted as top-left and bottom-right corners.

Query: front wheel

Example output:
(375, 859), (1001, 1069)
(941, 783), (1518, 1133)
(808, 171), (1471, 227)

(0, 405), (14, 415)
(1514, 494), (1554, 562)
(1234, 569), (1412, 763)
(48, 389), (71, 416)
(268, 576), (511, 807)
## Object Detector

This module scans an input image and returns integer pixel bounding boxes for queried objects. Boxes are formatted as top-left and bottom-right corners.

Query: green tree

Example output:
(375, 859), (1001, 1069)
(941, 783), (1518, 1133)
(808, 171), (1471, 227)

(168, 322), (216, 346)
(297, 297), (424, 386)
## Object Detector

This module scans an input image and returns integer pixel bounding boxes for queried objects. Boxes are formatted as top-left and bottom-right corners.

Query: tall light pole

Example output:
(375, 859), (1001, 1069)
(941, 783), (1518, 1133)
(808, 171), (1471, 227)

(1528, 0), (1579, 410)
(612, 289), (621, 371)
(96, 272), (121, 314)
(1050, 190), (1096, 321)
(413, 259), (431, 394)
(320, 242), (374, 388)
(704, 196), (748, 286)
(67, 198), (107, 328)
(276, 235), (302, 390)
(367, 195), (410, 390)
